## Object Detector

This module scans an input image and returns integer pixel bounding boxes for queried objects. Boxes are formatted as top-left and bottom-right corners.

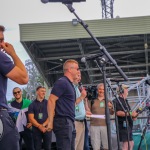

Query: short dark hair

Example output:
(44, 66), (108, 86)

(13, 87), (21, 92)
(0, 25), (5, 32)
(36, 86), (45, 91)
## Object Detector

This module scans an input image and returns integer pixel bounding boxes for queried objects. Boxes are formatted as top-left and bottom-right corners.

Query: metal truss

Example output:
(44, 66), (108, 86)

(108, 75), (150, 133)
(100, 0), (114, 19)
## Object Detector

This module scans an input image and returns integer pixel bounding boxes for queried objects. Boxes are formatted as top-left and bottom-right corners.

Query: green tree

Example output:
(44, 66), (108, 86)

(24, 59), (44, 100)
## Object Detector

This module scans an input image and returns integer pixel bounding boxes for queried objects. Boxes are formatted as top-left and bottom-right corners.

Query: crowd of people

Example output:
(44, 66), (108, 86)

(0, 24), (139, 150)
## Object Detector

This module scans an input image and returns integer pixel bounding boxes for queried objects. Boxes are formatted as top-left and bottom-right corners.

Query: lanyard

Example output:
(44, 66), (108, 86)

(36, 100), (44, 113)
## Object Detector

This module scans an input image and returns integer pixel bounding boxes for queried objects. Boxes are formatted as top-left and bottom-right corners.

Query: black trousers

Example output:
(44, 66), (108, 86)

(32, 126), (52, 150)
(53, 117), (76, 150)
(19, 127), (35, 150)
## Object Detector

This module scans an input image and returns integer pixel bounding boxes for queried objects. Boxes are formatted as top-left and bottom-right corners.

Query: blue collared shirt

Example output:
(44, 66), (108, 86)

(74, 85), (86, 120)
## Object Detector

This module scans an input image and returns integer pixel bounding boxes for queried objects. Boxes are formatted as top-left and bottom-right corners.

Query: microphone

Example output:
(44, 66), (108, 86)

(78, 82), (83, 91)
(109, 78), (126, 82)
(81, 53), (103, 63)
(41, 0), (86, 3)
(136, 102), (145, 114)
(136, 106), (146, 114)
(136, 107), (143, 113)
(41, 0), (49, 3)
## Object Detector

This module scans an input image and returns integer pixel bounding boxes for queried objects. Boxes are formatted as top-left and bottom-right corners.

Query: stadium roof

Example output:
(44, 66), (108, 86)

(20, 15), (150, 87)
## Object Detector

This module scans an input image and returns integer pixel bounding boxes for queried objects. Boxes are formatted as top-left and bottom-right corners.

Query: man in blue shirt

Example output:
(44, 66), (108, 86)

(47, 59), (80, 150)
(28, 86), (52, 150)
(0, 25), (28, 150)
(74, 72), (91, 150)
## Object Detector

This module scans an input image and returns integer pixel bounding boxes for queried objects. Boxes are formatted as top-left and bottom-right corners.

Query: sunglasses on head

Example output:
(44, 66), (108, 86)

(13, 90), (21, 95)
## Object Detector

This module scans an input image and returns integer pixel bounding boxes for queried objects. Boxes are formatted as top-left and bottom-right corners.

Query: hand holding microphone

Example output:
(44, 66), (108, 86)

(78, 82), (87, 99)
(132, 111), (139, 118)
(78, 82), (83, 92)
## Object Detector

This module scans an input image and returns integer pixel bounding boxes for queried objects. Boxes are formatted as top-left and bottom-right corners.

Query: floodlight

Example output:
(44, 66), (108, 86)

(72, 19), (78, 26)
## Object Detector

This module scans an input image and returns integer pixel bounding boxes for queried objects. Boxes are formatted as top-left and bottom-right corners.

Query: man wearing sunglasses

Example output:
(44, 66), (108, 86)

(0, 25), (28, 150)
(9, 87), (34, 150)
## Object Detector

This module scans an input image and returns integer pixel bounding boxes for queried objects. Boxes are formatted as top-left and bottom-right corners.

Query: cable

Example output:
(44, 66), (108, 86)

(144, 136), (147, 150)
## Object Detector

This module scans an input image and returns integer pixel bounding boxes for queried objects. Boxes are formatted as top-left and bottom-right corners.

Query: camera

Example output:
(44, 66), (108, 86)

(86, 86), (97, 100)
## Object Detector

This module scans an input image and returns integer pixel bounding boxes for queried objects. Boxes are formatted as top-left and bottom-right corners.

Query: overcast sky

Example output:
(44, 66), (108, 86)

(1, 0), (150, 99)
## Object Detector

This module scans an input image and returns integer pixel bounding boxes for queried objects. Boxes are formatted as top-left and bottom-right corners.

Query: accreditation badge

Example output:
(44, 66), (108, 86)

(100, 101), (105, 107)
(75, 106), (79, 112)
(38, 113), (43, 119)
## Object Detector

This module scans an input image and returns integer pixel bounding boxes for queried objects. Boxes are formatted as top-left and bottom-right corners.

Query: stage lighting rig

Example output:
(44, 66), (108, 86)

(41, 0), (86, 4)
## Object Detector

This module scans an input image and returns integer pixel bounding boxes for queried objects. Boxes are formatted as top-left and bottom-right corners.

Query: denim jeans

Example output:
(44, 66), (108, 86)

(32, 126), (52, 150)
(0, 110), (20, 150)
(53, 117), (76, 150)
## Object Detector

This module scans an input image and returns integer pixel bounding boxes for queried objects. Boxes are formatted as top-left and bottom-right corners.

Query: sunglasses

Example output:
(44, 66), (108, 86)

(13, 91), (21, 95)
